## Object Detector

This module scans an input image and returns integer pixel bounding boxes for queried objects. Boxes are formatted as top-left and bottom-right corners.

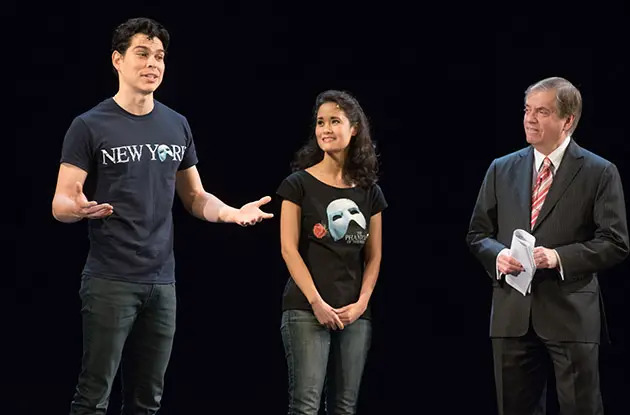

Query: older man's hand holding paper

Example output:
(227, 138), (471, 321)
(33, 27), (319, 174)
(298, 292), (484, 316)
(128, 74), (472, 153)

(501, 229), (537, 295)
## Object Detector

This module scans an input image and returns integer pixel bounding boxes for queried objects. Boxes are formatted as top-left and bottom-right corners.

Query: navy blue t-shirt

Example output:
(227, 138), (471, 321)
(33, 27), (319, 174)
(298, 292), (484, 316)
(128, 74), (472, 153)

(60, 98), (198, 283)
(276, 170), (387, 319)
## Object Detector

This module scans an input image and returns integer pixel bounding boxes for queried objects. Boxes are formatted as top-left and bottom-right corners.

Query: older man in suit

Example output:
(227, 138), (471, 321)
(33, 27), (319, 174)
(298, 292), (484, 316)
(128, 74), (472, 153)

(466, 77), (628, 415)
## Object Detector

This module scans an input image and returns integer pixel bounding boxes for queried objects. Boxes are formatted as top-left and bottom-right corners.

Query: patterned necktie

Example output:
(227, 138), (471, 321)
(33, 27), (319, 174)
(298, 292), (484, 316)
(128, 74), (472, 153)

(531, 157), (553, 229)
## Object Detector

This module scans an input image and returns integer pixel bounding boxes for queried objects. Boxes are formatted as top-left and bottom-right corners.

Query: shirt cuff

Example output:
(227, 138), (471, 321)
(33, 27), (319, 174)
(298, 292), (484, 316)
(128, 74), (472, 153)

(496, 248), (510, 280)
(554, 249), (564, 280)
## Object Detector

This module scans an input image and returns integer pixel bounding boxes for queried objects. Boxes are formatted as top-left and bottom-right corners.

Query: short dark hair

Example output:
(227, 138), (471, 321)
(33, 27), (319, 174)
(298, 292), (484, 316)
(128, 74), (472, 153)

(111, 17), (170, 55)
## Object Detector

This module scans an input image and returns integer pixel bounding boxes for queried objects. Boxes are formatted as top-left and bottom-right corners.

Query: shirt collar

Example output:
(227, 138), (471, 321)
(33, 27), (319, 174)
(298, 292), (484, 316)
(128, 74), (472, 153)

(534, 135), (571, 172)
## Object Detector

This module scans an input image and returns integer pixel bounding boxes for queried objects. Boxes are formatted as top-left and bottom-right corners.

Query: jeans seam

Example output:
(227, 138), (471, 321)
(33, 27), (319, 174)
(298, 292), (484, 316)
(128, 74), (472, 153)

(283, 314), (297, 415)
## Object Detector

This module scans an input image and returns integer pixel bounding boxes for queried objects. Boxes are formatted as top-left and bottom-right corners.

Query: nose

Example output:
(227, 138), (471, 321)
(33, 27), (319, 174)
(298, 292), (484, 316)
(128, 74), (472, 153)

(524, 110), (537, 124)
(147, 55), (159, 68)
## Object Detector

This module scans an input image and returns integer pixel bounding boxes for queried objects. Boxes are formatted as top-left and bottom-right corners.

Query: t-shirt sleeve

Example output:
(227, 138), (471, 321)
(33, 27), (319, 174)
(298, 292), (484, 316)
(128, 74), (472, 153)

(276, 172), (304, 206)
(60, 116), (93, 172)
(179, 118), (199, 170)
(370, 183), (388, 216)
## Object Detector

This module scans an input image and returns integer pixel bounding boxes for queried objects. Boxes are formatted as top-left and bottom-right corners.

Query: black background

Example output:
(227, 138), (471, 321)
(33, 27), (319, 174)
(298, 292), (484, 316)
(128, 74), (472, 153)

(14, 1), (630, 413)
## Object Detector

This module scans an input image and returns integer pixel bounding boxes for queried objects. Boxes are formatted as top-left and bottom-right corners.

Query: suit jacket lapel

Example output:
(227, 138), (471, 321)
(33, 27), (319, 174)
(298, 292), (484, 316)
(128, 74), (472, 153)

(511, 146), (534, 232)
(532, 140), (585, 232)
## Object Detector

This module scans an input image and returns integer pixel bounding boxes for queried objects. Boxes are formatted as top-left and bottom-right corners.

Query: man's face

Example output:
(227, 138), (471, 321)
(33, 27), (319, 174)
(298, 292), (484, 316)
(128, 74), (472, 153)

(523, 89), (573, 150)
(112, 34), (165, 95)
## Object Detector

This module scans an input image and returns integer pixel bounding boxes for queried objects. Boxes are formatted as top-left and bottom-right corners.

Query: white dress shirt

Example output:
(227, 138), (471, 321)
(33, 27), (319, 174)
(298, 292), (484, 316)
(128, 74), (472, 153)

(496, 136), (571, 280)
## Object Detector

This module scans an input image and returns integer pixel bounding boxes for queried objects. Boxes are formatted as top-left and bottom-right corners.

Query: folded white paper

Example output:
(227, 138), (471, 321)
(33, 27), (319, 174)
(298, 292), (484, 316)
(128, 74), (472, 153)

(505, 229), (536, 296)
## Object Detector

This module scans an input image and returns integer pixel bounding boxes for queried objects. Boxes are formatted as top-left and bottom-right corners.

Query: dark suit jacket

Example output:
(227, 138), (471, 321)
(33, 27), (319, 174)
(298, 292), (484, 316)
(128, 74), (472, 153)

(467, 140), (629, 342)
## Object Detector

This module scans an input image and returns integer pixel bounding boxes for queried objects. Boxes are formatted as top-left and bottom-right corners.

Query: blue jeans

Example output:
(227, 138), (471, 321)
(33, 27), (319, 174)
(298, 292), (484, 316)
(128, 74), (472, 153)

(69, 276), (176, 415)
(280, 309), (372, 415)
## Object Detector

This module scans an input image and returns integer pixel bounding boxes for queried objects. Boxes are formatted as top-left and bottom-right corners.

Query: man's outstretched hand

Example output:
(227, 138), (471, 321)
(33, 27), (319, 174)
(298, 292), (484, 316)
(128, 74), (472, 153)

(74, 182), (113, 220)
(234, 196), (274, 227)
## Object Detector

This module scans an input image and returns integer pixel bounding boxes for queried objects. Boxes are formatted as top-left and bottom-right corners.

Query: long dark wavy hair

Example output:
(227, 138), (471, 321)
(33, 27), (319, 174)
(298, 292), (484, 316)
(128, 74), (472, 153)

(291, 90), (379, 188)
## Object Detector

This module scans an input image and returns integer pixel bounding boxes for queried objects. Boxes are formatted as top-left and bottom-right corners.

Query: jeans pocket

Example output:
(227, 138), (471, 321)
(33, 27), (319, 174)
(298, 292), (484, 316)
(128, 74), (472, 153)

(79, 276), (93, 312)
(280, 309), (294, 330)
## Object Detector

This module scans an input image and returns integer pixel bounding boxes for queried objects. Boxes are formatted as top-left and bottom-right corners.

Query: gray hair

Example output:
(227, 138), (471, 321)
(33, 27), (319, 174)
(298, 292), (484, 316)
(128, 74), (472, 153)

(525, 77), (582, 135)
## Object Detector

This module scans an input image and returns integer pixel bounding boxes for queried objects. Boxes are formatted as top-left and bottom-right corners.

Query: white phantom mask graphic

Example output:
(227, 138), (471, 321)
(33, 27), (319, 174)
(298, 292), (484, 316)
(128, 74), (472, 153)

(157, 144), (173, 162)
(326, 198), (367, 241)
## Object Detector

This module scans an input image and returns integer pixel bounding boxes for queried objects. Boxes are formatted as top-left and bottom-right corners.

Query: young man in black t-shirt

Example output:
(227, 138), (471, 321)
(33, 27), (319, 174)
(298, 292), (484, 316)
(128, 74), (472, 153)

(52, 17), (273, 414)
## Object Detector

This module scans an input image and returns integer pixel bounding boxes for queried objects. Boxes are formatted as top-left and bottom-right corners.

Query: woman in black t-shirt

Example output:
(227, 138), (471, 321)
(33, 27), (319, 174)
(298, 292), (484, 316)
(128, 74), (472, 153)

(277, 90), (387, 414)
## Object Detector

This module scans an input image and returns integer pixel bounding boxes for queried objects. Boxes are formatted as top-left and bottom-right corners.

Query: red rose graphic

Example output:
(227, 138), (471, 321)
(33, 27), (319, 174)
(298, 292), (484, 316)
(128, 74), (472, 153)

(313, 223), (327, 239)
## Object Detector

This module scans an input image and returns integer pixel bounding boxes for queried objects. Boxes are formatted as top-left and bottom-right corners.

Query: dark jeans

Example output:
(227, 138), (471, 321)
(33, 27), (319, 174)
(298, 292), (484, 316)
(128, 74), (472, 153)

(280, 309), (372, 415)
(69, 276), (176, 415)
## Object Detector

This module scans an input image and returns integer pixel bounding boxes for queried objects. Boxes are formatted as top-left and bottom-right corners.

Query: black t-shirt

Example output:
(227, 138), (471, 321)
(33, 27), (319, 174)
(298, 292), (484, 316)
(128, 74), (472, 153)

(276, 170), (388, 319)
(60, 98), (198, 283)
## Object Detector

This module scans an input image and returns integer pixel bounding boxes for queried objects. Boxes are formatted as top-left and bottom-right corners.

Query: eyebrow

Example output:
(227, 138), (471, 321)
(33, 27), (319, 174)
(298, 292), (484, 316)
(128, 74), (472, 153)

(525, 104), (551, 110)
(132, 46), (165, 54)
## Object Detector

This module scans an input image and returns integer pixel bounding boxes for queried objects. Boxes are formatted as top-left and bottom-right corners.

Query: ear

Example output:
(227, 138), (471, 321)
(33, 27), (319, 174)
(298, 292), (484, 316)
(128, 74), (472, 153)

(563, 114), (575, 133)
(112, 50), (123, 73)
(350, 123), (359, 137)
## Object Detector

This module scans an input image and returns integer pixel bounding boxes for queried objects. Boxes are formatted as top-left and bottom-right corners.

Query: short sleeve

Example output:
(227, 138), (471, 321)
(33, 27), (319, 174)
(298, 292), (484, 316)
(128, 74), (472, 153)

(276, 172), (305, 206)
(370, 183), (387, 216)
(60, 117), (93, 172)
(179, 117), (199, 170)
